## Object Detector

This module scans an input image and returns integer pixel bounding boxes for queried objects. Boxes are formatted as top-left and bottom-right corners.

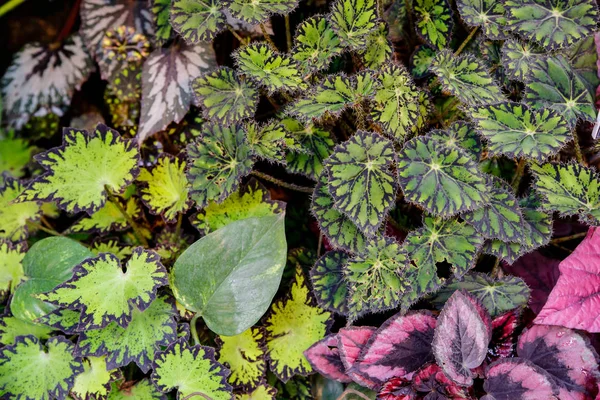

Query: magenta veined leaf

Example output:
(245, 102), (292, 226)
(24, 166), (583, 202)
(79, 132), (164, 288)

(483, 358), (557, 400)
(534, 227), (600, 332)
(304, 334), (351, 382)
(337, 326), (378, 388)
(411, 363), (470, 398)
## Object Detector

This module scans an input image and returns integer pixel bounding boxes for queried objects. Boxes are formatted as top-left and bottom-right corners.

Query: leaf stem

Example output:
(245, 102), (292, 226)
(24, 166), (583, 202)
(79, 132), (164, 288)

(376, 0), (384, 20)
(0, 0), (26, 18)
(105, 186), (149, 247)
(190, 313), (201, 346)
(28, 221), (63, 237)
(260, 23), (278, 51)
(55, 0), (82, 43)
(181, 392), (213, 400)
(336, 388), (372, 400)
(251, 170), (314, 193)
(511, 158), (526, 193)
(285, 15), (293, 52)
(550, 231), (587, 244)
(175, 213), (183, 238)
(490, 257), (502, 278)
(572, 131), (587, 166)
(404, 0), (415, 47)
(226, 25), (247, 45)
(454, 26), (478, 57)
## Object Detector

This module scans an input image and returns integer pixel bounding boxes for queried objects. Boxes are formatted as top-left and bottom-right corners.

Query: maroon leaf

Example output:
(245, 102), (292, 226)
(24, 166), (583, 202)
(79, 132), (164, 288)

(487, 309), (519, 362)
(535, 227), (600, 332)
(304, 334), (351, 382)
(432, 291), (492, 386)
(352, 312), (436, 387)
(483, 358), (556, 399)
(412, 363), (470, 399)
(338, 326), (378, 389)
(517, 324), (599, 400)
(377, 377), (416, 400)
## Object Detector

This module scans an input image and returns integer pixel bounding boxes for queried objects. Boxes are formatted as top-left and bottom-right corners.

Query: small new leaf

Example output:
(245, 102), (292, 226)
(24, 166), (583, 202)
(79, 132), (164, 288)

(170, 0), (226, 43)
(328, 0), (378, 50)
(151, 0), (173, 45)
(69, 196), (140, 234)
(414, 0), (453, 49)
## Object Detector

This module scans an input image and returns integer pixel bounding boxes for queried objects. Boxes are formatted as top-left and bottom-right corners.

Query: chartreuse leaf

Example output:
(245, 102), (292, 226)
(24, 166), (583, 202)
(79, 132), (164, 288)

(428, 121), (482, 161)
(0, 335), (83, 399)
(283, 118), (336, 180)
(328, 0), (378, 50)
(20, 124), (139, 214)
(37, 308), (81, 335)
(0, 315), (52, 345)
(170, 0), (226, 43)
(192, 179), (284, 235)
(40, 249), (168, 330)
(0, 176), (42, 242)
(245, 120), (289, 163)
(310, 251), (350, 315)
(76, 295), (177, 373)
(292, 16), (343, 73)
(311, 172), (366, 253)
(410, 45), (436, 79)
(397, 136), (490, 217)
(138, 155), (191, 222)
(524, 56), (595, 126)
(71, 356), (121, 400)
(345, 237), (409, 319)
(413, 0), (453, 49)
(236, 383), (277, 399)
(430, 50), (504, 105)
(501, 39), (542, 81)
(225, 0), (298, 24)
(91, 241), (134, 261)
(152, 337), (232, 399)
(172, 214), (287, 335)
(324, 131), (398, 237)
(457, 0), (507, 40)
(505, 0), (598, 50)
(0, 135), (34, 178)
(235, 43), (307, 94)
(192, 67), (259, 125)
(152, 0), (173, 45)
(360, 23), (392, 69)
(0, 240), (25, 295)
(186, 124), (254, 209)
(469, 101), (571, 161)
(69, 197), (140, 234)
(265, 266), (332, 381)
(216, 327), (267, 390)
(108, 379), (165, 399)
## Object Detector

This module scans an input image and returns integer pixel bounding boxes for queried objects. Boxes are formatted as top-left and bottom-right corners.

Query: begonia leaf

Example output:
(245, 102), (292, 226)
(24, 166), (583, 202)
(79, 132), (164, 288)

(0, 176), (42, 242)
(483, 358), (556, 399)
(328, 0), (378, 50)
(216, 327), (267, 390)
(292, 16), (343, 73)
(71, 356), (122, 400)
(310, 251), (350, 315)
(170, 0), (226, 43)
(0, 240), (26, 295)
(457, 0), (507, 40)
(304, 334), (352, 382)
(413, 0), (453, 49)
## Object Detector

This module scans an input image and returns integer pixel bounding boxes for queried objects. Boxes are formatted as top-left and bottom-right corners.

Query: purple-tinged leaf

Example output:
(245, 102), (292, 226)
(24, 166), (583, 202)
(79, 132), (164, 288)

(432, 291), (491, 386)
(377, 377), (416, 400)
(353, 312), (436, 387)
(337, 326), (378, 389)
(304, 334), (351, 383)
(483, 358), (557, 399)
(535, 227), (600, 332)
(462, 287), (493, 338)
(411, 363), (470, 399)
(517, 325), (599, 400)
(487, 310), (519, 363)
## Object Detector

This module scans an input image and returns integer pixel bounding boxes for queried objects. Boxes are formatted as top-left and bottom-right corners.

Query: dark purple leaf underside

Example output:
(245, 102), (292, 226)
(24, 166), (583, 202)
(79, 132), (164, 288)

(304, 334), (351, 382)
(412, 363), (469, 399)
(338, 326), (378, 389)
(484, 358), (556, 399)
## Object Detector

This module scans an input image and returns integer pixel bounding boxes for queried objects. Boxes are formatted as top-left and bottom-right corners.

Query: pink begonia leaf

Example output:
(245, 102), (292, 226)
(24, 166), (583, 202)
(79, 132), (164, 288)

(487, 309), (519, 363)
(432, 291), (492, 386)
(352, 311), (437, 387)
(337, 326), (379, 389)
(535, 227), (600, 332)
(483, 358), (557, 400)
(517, 324), (599, 400)
(304, 334), (352, 383)
(411, 363), (471, 399)
(503, 251), (560, 314)
(377, 377), (417, 400)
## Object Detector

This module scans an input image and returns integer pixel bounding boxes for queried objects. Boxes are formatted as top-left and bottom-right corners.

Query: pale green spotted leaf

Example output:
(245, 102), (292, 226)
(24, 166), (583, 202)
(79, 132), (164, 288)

(40, 249), (168, 330)
(0, 136), (34, 178)
(283, 118), (336, 180)
(0, 315), (52, 345)
(76, 295), (177, 373)
(530, 162), (600, 225)
(397, 136), (490, 217)
(345, 237), (408, 319)
(265, 266), (332, 381)
(371, 64), (421, 141)
(468, 102), (571, 161)
(245, 120), (289, 163)
(36, 308), (81, 335)
(457, 0), (507, 40)
(69, 197), (140, 234)
(226, 0), (298, 24)
(152, 0), (173, 45)
(505, 0), (598, 50)
(138, 156), (191, 222)
(171, 0), (226, 43)
(0, 176), (42, 242)
(360, 23), (393, 69)
(192, 67), (259, 125)
(292, 16), (343, 73)
(430, 50), (505, 105)
(329, 0), (378, 50)
(410, 45), (436, 79)
(0, 240), (25, 295)
(235, 43), (307, 94)
(151, 337), (233, 400)
(311, 172), (366, 254)
(524, 55), (595, 126)
(186, 124), (254, 209)
(501, 40), (542, 81)
(71, 356), (121, 400)
(108, 379), (165, 399)
(414, 0), (453, 49)
(310, 250), (350, 315)
(236, 384), (277, 399)
(91, 241), (134, 261)
(20, 124), (139, 214)
(216, 327), (267, 390)
(0, 335), (82, 400)
(427, 121), (482, 161)
(324, 131), (398, 237)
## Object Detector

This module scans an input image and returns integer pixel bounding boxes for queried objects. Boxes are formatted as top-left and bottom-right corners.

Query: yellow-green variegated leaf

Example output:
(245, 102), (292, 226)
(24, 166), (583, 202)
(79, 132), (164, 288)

(360, 23), (393, 69)
(0, 135), (34, 178)
(283, 118), (336, 180)
(225, 0), (298, 24)
(170, 0), (226, 43)
(0, 315), (53, 345)
(328, 0), (378, 50)
(292, 16), (343, 73)
(501, 39), (542, 81)
(216, 327), (267, 390)
(0, 240), (25, 296)
(427, 121), (482, 161)
(71, 356), (122, 400)
(91, 240), (134, 261)
(457, 0), (507, 40)
(324, 131), (398, 237)
(414, 0), (453, 49)
(235, 383), (277, 399)
(0, 176), (42, 242)
(69, 196), (140, 234)
(265, 266), (332, 382)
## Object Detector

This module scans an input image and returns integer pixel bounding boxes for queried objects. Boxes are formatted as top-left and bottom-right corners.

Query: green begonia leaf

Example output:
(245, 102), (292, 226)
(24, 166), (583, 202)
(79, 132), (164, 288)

(225, 0), (298, 24)
(505, 0), (598, 50)
(71, 356), (122, 400)
(186, 123), (254, 209)
(236, 384), (277, 399)
(40, 249), (168, 330)
(410, 45), (436, 79)
(108, 379), (166, 399)
(432, 273), (530, 317)
(414, 0), (453, 49)
(397, 136), (490, 217)
(328, 0), (378, 50)
(564, 35), (600, 92)
(76, 295), (178, 373)
(235, 43), (307, 94)
(310, 250), (350, 315)
(265, 266), (332, 381)
(0, 240), (25, 295)
(151, 0), (173, 45)
(11, 237), (93, 323)
(430, 50), (504, 105)
(468, 101), (571, 161)
(245, 120), (289, 164)
(0, 136), (34, 178)
(216, 327), (267, 390)
(138, 155), (192, 222)
(172, 214), (287, 335)
(151, 337), (233, 400)
(345, 237), (408, 319)
(360, 23), (393, 69)
(501, 39), (542, 82)
(37, 308), (81, 335)
(524, 56), (595, 127)
(283, 118), (336, 180)
(192, 67), (259, 125)
(170, 0), (226, 43)
(324, 131), (398, 237)
(457, 0), (507, 40)
(0, 315), (52, 345)
(0, 176), (42, 242)
(20, 124), (139, 214)
(91, 241), (134, 261)
(427, 121), (482, 161)
(292, 16), (343, 73)
(0, 335), (83, 400)
(69, 197), (140, 234)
